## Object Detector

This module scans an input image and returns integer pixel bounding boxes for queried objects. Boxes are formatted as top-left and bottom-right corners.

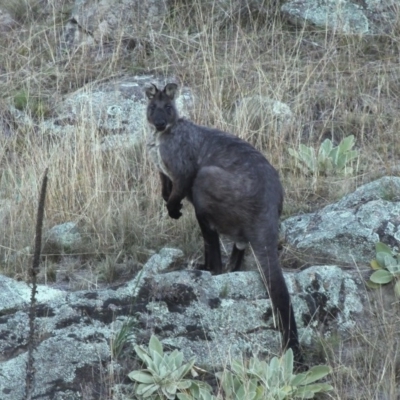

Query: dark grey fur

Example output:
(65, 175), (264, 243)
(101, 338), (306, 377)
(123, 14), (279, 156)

(145, 83), (301, 360)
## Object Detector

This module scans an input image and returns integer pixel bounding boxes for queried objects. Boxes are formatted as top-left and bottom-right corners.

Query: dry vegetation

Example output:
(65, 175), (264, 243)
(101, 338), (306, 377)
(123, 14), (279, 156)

(0, 0), (400, 398)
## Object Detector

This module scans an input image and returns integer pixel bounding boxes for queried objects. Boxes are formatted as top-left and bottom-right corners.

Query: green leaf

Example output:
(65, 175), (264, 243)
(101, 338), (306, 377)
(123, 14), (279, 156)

(176, 380), (193, 390)
(136, 382), (159, 397)
(298, 144), (316, 173)
(376, 242), (393, 255)
(157, 362), (169, 378)
(324, 135), (358, 175)
(218, 371), (235, 397)
(134, 345), (154, 366)
(149, 335), (164, 357)
(171, 359), (195, 380)
(290, 145), (317, 175)
(334, 154), (347, 170)
(188, 382), (200, 399)
(376, 252), (396, 269)
(345, 149), (359, 162)
(177, 394), (192, 400)
(301, 365), (331, 385)
(162, 387), (177, 400)
(293, 389), (315, 399)
(248, 358), (266, 380)
(163, 382), (178, 396)
(154, 351), (166, 370)
(282, 348), (294, 382)
(394, 280), (400, 298)
(318, 139), (333, 160)
(129, 370), (156, 384)
(279, 385), (295, 396)
(366, 280), (381, 289)
(295, 383), (333, 396)
(338, 135), (355, 153)
(386, 262), (400, 275)
(370, 259), (383, 270)
(254, 385), (266, 400)
(290, 372), (308, 386)
(328, 146), (338, 164)
(236, 382), (246, 398)
(231, 359), (245, 376)
(169, 349), (183, 369)
(269, 356), (279, 374)
(370, 269), (393, 284)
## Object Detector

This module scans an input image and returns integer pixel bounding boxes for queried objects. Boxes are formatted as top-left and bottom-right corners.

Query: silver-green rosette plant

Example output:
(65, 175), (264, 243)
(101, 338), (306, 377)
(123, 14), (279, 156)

(369, 242), (400, 297)
(129, 335), (213, 399)
(289, 135), (358, 177)
(217, 348), (333, 400)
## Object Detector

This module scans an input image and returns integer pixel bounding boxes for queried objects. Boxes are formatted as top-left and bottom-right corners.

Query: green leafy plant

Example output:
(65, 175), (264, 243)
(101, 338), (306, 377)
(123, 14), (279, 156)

(177, 384), (218, 400)
(129, 336), (332, 400)
(368, 242), (400, 297)
(128, 335), (213, 399)
(217, 349), (333, 400)
(289, 135), (358, 176)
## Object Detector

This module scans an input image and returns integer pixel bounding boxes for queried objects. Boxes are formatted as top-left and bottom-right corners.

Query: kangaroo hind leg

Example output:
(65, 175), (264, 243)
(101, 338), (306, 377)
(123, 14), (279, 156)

(227, 243), (245, 272)
(194, 211), (222, 275)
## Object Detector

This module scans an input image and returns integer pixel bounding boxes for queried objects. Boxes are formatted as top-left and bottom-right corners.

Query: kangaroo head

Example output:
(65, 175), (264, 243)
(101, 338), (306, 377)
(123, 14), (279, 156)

(146, 83), (179, 132)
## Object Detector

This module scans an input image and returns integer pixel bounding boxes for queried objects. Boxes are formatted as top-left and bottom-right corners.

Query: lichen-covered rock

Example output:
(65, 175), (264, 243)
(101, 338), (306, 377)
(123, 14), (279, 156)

(135, 262), (366, 366)
(0, 275), (63, 314)
(60, 0), (168, 56)
(0, 248), (184, 400)
(39, 75), (194, 151)
(281, 0), (397, 35)
(282, 176), (400, 265)
(0, 247), (367, 399)
(44, 222), (82, 254)
(232, 95), (293, 136)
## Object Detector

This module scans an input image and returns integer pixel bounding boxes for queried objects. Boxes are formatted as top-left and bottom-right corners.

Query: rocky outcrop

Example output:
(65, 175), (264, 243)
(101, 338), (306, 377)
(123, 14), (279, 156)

(39, 75), (194, 151)
(282, 176), (400, 265)
(281, 0), (398, 35)
(60, 0), (168, 57)
(0, 247), (368, 399)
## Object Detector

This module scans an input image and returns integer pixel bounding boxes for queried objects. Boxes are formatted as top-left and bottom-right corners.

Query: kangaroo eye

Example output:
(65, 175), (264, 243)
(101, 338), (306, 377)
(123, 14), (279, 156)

(149, 104), (156, 112)
(165, 105), (173, 113)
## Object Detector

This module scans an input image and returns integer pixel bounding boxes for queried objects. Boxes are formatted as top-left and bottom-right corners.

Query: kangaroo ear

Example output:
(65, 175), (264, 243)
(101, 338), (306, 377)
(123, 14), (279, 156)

(145, 84), (158, 99)
(164, 83), (178, 100)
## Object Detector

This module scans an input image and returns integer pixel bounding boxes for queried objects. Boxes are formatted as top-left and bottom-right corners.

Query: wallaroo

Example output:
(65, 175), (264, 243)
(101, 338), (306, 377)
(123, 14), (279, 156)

(145, 83), (301, 361)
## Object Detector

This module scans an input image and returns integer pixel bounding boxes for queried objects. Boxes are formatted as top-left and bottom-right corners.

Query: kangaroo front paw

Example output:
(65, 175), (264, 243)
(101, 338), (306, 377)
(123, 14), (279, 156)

(167, 202), (183, 219)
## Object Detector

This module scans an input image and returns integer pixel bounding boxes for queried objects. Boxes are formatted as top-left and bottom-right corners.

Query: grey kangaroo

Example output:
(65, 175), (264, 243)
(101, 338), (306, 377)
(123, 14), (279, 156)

(145, 83), (301, 360)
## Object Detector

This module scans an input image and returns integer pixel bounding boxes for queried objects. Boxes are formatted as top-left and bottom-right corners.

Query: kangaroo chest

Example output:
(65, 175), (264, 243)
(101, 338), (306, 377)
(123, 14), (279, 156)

(147, 130), (172, 179)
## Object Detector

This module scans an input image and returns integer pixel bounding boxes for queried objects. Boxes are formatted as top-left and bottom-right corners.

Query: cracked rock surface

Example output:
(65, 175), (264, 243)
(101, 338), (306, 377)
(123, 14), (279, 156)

(0, 247), (367, 399)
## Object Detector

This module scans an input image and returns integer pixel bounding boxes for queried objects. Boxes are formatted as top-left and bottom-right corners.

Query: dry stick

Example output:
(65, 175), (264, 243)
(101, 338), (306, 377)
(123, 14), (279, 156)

(25, 168), (48, 400)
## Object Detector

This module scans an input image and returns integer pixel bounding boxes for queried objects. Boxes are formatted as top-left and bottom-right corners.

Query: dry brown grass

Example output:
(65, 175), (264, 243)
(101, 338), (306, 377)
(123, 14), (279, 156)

(314, 291), (400, 399)
(0, 1), (400, 395)
(0, 1), (399, 272)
